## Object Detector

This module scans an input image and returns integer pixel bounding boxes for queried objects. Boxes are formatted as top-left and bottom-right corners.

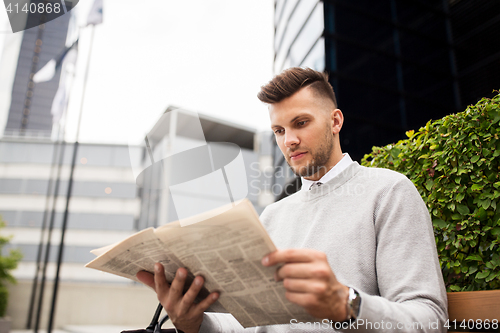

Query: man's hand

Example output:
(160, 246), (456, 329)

(136, 263), (219, 333)
(262, 249), (349, 322)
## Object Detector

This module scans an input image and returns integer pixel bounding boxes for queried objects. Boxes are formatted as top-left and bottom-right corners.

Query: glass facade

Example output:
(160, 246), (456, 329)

(3, 2), (79, 138)
(450, 0), (500, 107)
(274, 0), (325, 73)
(324, 0), (459, 162)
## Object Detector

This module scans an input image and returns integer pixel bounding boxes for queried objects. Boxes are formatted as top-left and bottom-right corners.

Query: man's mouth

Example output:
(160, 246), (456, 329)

(290, 152), (307, 160)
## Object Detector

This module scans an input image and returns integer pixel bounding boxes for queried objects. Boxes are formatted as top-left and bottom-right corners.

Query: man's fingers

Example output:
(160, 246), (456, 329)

(136, 270), (156, 290)
(153, 263), (170, 296)
(283, 278), (327, 294)
(178, 275), (204, 313)
(276, 262), (331, 281)
(275, 263), (314, 280)
(285, 290), (316, 308)
(262, 248), (323, 266)
(194, 292), (220, 314)
(168, 267), (187, 302)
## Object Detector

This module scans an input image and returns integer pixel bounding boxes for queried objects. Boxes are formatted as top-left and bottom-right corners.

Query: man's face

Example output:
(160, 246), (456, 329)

(269, 87), (338, 181)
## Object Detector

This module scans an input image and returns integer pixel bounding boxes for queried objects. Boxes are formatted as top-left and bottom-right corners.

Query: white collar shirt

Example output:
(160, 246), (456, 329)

(300, 153), (354, 191)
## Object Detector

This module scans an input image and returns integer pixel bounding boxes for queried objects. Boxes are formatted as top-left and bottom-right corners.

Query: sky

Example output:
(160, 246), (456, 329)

(0, 0), (275, 145)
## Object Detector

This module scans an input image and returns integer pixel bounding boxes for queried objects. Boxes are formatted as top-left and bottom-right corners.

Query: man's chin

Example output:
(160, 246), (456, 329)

(291, 165), (315, 178)
(286, 159), (317, 177)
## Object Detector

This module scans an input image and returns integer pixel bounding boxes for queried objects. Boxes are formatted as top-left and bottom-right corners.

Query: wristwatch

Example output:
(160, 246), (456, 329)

(345, 287), (361, 321)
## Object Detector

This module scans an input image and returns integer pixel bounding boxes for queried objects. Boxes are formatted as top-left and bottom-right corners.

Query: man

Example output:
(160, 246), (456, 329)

(137, 67), (448, 332)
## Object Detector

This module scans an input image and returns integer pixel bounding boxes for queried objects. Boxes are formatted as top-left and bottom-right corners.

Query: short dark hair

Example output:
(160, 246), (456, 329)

(257, 67), (337, 107)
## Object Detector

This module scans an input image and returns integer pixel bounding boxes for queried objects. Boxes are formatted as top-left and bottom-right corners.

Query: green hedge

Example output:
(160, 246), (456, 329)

(0, 286), (7, 318)
(0, 217), (22, 317)
(362, 93), (500, 292)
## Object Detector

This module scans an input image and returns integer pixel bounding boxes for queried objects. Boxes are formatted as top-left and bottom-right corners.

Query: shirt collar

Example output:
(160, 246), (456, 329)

(300, 153), (354, 191)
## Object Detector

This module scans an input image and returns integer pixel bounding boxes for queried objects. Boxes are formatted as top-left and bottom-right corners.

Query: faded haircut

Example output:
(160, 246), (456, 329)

(257, 67), (337, 107)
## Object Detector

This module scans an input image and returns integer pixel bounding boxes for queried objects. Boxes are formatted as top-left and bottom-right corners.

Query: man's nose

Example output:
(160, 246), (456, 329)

(284, 130), (299, 147)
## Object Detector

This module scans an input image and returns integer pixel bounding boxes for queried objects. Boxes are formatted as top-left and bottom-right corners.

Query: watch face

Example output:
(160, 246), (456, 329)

(349, 288), (361, 319)
(353, 297), (361, 317)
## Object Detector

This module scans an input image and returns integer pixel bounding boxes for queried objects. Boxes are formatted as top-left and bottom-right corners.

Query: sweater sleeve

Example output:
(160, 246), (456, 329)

(348, 176), (448, 332)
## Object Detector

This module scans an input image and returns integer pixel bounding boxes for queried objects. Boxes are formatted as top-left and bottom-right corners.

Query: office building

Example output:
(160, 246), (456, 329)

(272, 0), (500, 197)
(1, 107), (270, 329)
(0, 1), (78, 139)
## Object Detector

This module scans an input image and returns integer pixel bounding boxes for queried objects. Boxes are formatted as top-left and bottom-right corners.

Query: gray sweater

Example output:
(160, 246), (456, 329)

(200, 162), (448, 332)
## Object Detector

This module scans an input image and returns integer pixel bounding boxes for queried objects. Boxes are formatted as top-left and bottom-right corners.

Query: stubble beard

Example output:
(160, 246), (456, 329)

(286, 129), (334, 178)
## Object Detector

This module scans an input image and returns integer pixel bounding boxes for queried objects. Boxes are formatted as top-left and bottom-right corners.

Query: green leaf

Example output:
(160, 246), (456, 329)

(475, 271), (490, 280)
(466, 254), (482, 261)
(449, 285), (461, 291)
(433, 219), (447, 229)
(493, 254), (500, 265)
(491, 227), (500, 236)
(456, 192), (465, 202)
(425, 179), (434, 191)
(468, 264), (478, 275)
(481, 198), (491, 210)
(390, 148), (401, 159)
(457, 204), (470, 215)
(491, 257), (500, 266)
(477, 207), (488, 220)
(471, 184), (483, 191)
(471, 155), (480, 163)
(486, 271), (498, 282)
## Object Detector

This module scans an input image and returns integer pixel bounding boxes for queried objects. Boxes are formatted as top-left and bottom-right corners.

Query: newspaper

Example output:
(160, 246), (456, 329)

(85, 199), (315, 328)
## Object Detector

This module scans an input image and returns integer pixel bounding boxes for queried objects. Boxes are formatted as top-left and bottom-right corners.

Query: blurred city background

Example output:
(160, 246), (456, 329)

(0, 0), (498, 332)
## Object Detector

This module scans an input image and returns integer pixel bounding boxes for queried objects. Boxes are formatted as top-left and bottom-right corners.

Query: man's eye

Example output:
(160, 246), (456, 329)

(274, 129), (284, 134)
(297, 120), (307, 126)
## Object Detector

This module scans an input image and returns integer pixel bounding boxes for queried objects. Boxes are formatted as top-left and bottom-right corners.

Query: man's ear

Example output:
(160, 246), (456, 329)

(331, 109), (344, 135)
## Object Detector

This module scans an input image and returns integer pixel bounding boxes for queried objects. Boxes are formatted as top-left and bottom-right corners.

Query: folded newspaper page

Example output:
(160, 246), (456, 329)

(85, 199), (316, 328)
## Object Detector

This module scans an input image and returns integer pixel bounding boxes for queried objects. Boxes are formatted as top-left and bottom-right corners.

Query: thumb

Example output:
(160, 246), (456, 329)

(136, 270), (156, 291)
